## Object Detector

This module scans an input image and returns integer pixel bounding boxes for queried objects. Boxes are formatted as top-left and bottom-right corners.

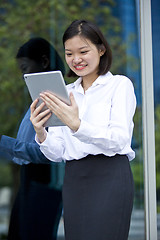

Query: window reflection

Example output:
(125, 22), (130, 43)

(0, 0), (146, 239)
(151, 0), (160, 238)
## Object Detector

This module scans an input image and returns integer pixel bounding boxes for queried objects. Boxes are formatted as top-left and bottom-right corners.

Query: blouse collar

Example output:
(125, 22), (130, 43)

(73, 71), (113, 92)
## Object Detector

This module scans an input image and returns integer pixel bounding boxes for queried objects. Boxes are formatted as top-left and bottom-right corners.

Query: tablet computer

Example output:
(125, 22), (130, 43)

(24, 70), (70, 127)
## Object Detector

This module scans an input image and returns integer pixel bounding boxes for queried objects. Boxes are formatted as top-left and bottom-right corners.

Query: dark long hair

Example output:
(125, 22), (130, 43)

(63, 20), (112, 77)
(16, 37), (65, 75)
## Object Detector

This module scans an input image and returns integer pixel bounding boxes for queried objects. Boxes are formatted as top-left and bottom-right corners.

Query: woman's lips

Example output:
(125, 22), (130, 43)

(74, 65), (87, 70)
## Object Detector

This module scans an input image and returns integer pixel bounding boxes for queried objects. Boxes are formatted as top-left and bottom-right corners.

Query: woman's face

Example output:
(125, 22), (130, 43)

(64, 35), (102, 81)
(17, 57), (45, 75)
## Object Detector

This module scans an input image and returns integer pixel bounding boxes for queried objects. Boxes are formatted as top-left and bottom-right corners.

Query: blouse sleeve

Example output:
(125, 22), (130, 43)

(0, 135), (50, 164)
(72, 77), (136, 154)
(37, 127), (65, 162)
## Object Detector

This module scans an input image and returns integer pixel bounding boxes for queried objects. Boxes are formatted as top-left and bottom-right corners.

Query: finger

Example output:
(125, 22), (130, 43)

(30, 98), (39, 114)
(35, 108), (51, 121)
(30, 111), (51, 128)
(69, 92), (76, 107)
(41, 92), (64, 106)
(40, 95), (63, 112)
(30, 99), (45, 115)
(30, 108), (51, 123)
(33, 101), (46, 116)
(36, 112), (52, 127)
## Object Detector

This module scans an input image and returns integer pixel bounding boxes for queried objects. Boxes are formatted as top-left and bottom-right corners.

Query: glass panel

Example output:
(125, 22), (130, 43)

(151, 0), (160, 238)
(0, 0), (145, 239)
(112, 1), (145, 239)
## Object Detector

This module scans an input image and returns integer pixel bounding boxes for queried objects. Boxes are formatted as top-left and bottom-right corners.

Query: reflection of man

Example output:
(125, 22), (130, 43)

(0, 37), (65, 240)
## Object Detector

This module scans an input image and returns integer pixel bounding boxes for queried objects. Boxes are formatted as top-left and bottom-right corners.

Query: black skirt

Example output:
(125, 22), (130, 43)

(62, 154), (134, 240)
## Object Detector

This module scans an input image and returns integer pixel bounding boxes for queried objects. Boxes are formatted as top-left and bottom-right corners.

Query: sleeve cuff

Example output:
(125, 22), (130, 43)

(35, 131), (48, 145)
(72, 119), (93, 143)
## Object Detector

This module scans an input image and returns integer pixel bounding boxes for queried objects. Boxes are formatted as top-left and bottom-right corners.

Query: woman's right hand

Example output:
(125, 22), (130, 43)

(30, 99), (52, 143)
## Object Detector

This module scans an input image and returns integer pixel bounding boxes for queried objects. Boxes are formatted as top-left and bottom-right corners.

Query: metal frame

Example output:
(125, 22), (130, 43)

(140, 0), (157, 239)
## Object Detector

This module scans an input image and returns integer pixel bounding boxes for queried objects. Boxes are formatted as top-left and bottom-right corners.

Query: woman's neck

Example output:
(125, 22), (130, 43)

(81, 74), (99, 92)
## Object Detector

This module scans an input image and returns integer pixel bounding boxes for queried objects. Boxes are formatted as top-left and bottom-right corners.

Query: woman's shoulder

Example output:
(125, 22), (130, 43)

(107, 72), (134, 88)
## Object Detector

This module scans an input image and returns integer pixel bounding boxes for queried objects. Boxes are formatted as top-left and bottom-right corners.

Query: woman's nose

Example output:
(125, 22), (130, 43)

(73, 55), (82, 63)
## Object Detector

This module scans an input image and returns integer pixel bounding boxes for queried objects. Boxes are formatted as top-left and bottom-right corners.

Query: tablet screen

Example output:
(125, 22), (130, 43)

(24, 70), (70, 127)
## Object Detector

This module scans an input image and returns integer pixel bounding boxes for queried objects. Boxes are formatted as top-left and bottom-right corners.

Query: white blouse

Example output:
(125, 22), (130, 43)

(36, 71), (137, 162)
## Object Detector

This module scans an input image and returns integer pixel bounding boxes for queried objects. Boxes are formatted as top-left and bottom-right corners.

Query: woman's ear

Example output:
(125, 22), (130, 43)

(42, 55), (50, 69)
(99, 44), (106, 57)
(99, 50), (104, 57)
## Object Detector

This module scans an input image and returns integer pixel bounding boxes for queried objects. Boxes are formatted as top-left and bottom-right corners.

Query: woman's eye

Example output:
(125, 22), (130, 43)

(66, 53), (72, 56)
(81, 51), (88, 54)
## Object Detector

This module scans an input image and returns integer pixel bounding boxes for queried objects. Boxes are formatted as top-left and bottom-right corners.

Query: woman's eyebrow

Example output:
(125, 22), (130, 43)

(65, 46), (89, 51)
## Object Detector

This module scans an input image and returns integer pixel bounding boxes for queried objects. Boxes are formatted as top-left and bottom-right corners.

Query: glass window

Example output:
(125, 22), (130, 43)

(151, 0), (160, 238)
(0, 0), (146, 239)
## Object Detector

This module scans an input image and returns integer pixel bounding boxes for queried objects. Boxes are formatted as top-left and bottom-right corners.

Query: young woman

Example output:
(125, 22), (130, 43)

(30, 20), (137, 240)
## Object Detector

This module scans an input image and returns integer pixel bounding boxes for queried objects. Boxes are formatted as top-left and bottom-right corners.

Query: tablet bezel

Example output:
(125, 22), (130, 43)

(24, 70), (70, 127)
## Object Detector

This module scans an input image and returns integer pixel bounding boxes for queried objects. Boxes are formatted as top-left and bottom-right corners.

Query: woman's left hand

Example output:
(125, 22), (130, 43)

(40, 91), (81, 132)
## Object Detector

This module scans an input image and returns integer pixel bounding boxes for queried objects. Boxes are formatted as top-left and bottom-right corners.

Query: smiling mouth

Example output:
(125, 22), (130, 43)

(74, 65), (87, 70)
